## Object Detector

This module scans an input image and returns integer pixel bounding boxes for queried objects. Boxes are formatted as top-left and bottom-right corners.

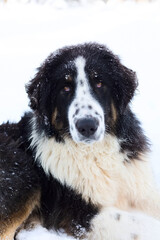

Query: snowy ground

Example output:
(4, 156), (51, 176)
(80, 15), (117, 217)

(0, 0), (160, 239)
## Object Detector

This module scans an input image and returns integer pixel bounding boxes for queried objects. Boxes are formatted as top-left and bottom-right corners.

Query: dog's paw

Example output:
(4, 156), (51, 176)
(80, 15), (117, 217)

(86, 207), (160, 240)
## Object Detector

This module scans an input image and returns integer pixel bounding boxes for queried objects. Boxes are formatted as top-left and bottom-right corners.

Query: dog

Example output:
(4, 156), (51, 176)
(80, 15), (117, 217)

(1, 43), (160, 240)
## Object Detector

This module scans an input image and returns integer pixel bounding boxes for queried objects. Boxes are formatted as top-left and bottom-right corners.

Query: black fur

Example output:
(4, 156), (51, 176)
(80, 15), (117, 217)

(0, 43), (149, 239)
(0, 116), (40, 221)
(40, 174), (98, 236)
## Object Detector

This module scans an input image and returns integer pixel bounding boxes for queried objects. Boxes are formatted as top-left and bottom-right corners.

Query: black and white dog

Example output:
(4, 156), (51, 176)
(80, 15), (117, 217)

(1, 43), (160, 240)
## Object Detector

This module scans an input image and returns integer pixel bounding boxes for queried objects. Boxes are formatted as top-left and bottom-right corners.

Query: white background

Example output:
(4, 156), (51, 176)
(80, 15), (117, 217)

(0, 0), (160, 239)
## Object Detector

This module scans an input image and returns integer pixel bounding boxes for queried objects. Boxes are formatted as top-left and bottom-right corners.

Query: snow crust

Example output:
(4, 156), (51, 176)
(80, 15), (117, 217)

(0, 0), (160, 239)
(16, 225), (74, 240)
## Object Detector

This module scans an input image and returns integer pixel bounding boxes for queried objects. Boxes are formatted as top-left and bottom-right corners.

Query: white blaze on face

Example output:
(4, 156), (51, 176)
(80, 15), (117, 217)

(68, 56), (105, 143)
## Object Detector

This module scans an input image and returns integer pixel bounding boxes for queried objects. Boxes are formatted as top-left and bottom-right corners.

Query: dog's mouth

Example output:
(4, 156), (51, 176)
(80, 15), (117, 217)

(70, 116), (105, 144)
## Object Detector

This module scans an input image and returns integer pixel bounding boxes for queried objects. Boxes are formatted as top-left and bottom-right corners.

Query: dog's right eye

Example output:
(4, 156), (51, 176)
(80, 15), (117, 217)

(60, 86), (72, 95)
(64, 86), (71, 92)
(60, 85), (72, 95)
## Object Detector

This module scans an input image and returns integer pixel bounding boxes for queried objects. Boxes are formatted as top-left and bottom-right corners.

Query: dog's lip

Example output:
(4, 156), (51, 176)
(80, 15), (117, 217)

(74, 132), (104, 144)
(74, 139), (96, 144)
(79, 138), (96, 144)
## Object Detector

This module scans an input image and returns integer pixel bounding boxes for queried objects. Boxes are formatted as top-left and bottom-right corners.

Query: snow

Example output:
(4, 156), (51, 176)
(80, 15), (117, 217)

(16, 225), (75, 240)
(0, 0), (160, 239)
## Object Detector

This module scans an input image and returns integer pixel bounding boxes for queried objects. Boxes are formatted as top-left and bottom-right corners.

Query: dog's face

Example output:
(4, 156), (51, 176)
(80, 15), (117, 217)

(67, 56), (106, 143)
(26, 43), (137, 144)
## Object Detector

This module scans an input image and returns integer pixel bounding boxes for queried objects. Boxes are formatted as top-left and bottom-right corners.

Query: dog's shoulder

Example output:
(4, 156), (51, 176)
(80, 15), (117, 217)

(0, 112), (33, 150)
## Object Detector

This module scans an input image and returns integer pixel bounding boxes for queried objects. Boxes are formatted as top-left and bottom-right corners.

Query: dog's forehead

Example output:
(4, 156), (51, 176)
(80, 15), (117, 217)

(57, 56), (87, 83)
(53, 49), (105, 85)
(74, 56), (86, 78)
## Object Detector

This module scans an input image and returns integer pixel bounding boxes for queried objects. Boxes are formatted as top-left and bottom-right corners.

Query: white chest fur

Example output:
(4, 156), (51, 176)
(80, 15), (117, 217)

(31, 131), (154, 210)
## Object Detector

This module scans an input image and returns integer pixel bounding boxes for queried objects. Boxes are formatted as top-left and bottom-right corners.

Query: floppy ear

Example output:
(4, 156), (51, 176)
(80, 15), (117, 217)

(25, 59), (54, 114)
(25, 66), (46, 112)
(26, 51), (59, 115)
(25, 72), (40, 111)
(101, 46), (138, 114)
(26, 68), (53, 135)
(110, 60), (138, 114)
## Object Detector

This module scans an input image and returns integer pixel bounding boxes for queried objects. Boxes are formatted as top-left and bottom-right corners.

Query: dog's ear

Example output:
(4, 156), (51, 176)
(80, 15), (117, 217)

(106, 52), (138, 114)
(25, 70), (41, 111)
(25, 60), (53, 114)
(101, 46), (138, 114)
(113, 64), (138, 113)
(26, 66), (53, 133)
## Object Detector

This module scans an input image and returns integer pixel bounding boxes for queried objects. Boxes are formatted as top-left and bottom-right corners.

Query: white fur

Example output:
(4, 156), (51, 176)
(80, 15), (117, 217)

(87, 207), (160, 240)
(68, 56), (105, 143)
(30, 127), (160, 219)
(30, 128), (160, 239)
(17, 211), (160, 240)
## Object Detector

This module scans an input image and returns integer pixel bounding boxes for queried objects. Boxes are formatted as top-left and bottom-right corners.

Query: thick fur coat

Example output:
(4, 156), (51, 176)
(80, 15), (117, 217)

(1, 43), (160, 240)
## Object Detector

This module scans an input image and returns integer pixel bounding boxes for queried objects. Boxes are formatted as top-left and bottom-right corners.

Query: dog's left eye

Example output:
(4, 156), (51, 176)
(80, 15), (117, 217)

(90, 71), (103, 89)
(96, 82), (102, 88)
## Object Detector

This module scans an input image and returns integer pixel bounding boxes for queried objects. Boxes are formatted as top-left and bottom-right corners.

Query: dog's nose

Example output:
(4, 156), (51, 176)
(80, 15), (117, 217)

(76, 118), (98, 137)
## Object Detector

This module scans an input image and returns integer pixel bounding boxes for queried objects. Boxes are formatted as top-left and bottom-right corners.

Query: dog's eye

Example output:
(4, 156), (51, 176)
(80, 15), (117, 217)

(64, 86), (71, 92)
(96, 82), (102, 88)
(60, 86), (72, 95)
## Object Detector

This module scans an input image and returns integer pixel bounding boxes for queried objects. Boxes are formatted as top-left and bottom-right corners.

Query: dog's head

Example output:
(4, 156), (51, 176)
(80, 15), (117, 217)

(26, 43), (137, 144)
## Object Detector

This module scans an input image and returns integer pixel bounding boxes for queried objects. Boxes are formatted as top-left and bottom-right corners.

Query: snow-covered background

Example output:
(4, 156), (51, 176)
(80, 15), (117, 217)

(0, 0), (160, 239)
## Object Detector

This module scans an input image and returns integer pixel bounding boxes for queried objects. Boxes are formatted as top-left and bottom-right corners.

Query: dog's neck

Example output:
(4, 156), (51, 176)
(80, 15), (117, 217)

(31, 127), (140, 207)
